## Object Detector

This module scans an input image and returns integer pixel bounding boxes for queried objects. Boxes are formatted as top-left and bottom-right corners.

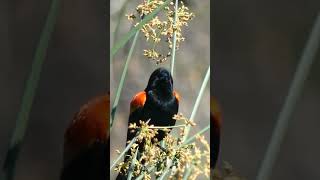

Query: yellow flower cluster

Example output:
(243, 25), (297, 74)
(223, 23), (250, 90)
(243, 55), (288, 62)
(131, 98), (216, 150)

(126, 0), (195, 64)
(114, 114), (210, 179)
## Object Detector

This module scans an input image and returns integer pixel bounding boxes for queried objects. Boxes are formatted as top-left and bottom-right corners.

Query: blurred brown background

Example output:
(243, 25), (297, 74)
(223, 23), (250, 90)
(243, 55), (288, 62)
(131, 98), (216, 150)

(214, 0), (320, 179)
(0, 0), (107, 179)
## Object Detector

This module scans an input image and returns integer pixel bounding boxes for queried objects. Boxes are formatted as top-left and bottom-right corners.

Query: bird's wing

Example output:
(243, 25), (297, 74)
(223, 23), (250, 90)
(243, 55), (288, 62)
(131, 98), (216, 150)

(173, 90), (181, 103)
(129, 91), (146, 114)
(64, 94), (109, 165)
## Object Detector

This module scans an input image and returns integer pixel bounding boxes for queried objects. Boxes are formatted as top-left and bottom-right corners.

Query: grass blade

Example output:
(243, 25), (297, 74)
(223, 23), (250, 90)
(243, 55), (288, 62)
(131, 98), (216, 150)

(157, 158), (171, 180)
(183, 66), (210, 142)
(136, 166), (155, 180)
(182, 166), (192, 180)
(170, 0), (179, 76)
(110, 0), (170, 58)
(111, 0), (130, 64)
(112, 0), (130, 46)
(110, 136), (138, 170)
(182, 124), (210, 146)
(127, 147), (139, 180)
(2, 0), (60, 179)
(256, 12), (320, 180)
(110, 31), (140, 128)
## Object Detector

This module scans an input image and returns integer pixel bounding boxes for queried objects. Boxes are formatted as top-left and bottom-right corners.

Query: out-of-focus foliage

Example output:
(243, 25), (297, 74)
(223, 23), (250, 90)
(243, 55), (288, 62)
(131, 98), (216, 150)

(212, 162), (245, 180)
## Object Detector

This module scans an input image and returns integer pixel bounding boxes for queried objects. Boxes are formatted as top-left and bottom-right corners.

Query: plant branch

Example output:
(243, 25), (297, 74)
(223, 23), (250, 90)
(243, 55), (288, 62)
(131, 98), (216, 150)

(2, 0), (60, 179)
(257, 12), (320, 180)
(170, 0), (179, 76)
(183, 66), (210, 142)
(110, 136), (138, 170)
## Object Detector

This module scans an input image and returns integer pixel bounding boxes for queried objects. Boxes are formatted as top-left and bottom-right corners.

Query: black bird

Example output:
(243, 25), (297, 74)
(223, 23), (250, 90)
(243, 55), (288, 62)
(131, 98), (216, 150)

(116, 68), (180, 179)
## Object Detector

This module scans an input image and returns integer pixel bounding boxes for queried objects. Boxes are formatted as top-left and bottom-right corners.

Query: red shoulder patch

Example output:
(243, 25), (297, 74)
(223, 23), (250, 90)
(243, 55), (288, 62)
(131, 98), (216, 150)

(173, 91), (181, 102)
(130, 91), (146, 114)
(64, 94), (109, 165)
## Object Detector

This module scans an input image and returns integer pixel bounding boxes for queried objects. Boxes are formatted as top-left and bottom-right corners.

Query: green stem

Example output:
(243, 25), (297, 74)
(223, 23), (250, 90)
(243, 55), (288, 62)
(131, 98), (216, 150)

(256, 12), (320, 180)
(2, 1), (60, 180)
(110, 136), (138, 170)
(183, 66), (210, 142)
(109, 0), (130, 80)
(148, 124), (186, 129)
(158, 158), (171, 180)
(170, 0), (179, 76)
(127, 147), (139, 180)
(182, 125), (210, 146)
(110, 31), (140, 128)
(112, 0), (130, 46)
(136, 166), (155, 180)
(182, 166), (192, 180)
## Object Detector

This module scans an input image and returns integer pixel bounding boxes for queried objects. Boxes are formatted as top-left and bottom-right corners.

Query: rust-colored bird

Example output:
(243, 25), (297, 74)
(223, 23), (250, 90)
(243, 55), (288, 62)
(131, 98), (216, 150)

(60, 92), (109, 180)
(211, 96), (222, 169)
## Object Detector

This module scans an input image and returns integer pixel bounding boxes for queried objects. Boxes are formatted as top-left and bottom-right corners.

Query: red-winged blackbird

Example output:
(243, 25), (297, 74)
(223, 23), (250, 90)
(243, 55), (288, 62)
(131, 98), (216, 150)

(116, 68), (180, 180)
(60, 93), (109, 180)
(211, 96), (221, 169)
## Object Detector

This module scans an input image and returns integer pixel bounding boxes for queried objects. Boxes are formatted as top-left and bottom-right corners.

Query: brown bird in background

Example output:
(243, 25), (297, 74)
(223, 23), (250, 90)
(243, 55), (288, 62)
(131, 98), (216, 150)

(211, 96), (222, 169)
(60, 93), (109, 180)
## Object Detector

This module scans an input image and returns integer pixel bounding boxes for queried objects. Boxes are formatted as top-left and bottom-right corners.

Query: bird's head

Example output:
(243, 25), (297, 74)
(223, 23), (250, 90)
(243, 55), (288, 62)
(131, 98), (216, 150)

(145, 68), (173, 96)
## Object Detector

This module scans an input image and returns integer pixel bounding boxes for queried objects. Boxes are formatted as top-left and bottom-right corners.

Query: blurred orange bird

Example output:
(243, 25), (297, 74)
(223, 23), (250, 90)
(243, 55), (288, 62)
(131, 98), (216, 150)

(60, 92), (109, 180)
(211, 96), (222, 169)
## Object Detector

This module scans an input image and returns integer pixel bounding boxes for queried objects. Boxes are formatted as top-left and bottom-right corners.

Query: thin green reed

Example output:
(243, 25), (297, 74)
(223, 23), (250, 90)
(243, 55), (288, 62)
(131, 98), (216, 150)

(110, 136), (138, 170)
(109, 0), (130, 81)
(170, 0), (179, 76)
(257, 12), (320, 180)
(127, 147), (139, 180)
(183, 66), (210, 142)
(158, 160), (170, 180)
(182, 124), (210, 146)
(112, 0), (130, 46)
(111, 0), (130, 64)
(182, 166), (192, 180)
(1, 0), (60, 180)
(110, 31), (140, 128)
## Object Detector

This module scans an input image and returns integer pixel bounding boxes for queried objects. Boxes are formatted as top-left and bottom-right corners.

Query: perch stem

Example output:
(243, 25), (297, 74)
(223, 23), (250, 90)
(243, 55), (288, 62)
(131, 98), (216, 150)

(170, 0), (179, 76)
(183, 66), (210, 142)
(257, 12), (320, 180)
(2, 0), (60, 179)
